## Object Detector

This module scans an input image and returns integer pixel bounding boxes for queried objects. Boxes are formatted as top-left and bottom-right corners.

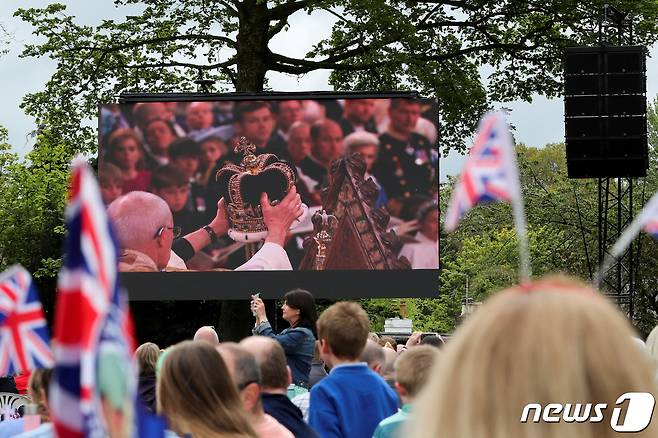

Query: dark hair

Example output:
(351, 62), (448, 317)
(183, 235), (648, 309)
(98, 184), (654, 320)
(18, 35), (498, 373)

(234, 101), (271, 123)
(420, 334), (445, 348)
(151, 165), (188, 190)
(144, 118), (177, 137)
(389, 98), (421, 111)
(283, 289), (317, 337)
(169, 137), (201, 160)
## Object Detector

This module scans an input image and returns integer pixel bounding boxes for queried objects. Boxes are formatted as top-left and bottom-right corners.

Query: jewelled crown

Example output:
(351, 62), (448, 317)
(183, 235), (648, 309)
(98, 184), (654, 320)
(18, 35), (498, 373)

(216, 137), (296, 234)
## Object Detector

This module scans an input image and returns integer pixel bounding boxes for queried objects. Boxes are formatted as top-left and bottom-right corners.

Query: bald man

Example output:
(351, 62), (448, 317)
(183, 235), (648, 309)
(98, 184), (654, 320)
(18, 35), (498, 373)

(108, 188), (303, 271)
(241, 337), (320, 438)
(193, 326), (220, 345)
(185, 101), (233, 143)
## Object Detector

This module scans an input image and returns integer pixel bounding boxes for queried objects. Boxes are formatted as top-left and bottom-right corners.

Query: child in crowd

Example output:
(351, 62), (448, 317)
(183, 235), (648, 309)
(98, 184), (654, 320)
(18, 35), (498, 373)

(150, 165), (205, 236)
(168, 137), (206, 214)
(143, 118), (179, 167)
(105, 128), (152, 193)
(198, 136), (227, 187)
(373, 346), (439, 438)
(98, 163), (124, 206)
(309, 302), (398, 438)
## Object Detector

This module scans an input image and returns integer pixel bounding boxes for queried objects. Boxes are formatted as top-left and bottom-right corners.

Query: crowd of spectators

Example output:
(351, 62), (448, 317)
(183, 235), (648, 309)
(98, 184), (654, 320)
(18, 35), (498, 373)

(99, 98), (439, 270)
(3, 276), (658, 436)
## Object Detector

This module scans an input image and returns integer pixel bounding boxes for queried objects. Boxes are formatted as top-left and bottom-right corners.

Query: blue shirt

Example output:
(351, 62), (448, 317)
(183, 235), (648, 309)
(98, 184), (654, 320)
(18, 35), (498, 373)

(309, 363), (398, 438)
(253, 321), (315, 386)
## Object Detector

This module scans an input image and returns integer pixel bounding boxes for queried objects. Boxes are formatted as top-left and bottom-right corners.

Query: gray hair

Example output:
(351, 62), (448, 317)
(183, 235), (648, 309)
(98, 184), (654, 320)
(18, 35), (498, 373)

(343, 131), (379, 153)
(107, 191), (172, 250)
(360, 339), (385, 368)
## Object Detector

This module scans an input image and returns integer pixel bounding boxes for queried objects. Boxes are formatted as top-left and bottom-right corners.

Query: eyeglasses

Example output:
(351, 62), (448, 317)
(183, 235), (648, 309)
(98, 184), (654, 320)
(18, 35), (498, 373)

(153, 225), (182, 239)
(236, 379), (259, 391)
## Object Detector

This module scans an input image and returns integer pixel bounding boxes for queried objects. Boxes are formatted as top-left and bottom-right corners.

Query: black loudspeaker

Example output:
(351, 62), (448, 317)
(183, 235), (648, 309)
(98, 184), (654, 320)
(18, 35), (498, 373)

(564, 46), (648, 178)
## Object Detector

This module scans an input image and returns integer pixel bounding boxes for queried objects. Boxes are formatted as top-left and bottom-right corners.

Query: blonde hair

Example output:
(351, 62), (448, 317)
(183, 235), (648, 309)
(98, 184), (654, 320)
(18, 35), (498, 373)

(135, 342), (160, 376)
(157, 341), (257, 438)
(317, 302), (369, 360)
(395, 346), (438, 398)
(410, 275), (658, 438)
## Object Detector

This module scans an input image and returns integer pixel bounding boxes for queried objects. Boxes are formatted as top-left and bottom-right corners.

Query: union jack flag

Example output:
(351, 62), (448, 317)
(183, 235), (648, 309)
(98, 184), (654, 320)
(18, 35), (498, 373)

(0, 265), (53, 375)
(50, 159), (137, 438)
(444, 111), (521, 232)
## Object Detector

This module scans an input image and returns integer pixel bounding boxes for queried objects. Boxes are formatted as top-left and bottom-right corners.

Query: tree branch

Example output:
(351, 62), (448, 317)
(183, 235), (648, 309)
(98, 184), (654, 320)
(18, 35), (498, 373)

(64, 33), (236, 53)
(269, 0), (314, 21)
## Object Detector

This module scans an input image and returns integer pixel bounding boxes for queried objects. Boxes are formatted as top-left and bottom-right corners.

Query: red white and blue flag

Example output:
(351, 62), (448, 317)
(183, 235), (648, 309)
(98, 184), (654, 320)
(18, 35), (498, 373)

(50, 159), (137, 438)
(0, 265), (53, 375)
(642, 195), (658, 239)
(444, 111), (522, 232)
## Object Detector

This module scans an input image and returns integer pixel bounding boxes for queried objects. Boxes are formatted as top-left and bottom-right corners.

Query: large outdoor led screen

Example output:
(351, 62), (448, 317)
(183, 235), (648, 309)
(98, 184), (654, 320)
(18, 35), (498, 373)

(98, 92), (438, 299)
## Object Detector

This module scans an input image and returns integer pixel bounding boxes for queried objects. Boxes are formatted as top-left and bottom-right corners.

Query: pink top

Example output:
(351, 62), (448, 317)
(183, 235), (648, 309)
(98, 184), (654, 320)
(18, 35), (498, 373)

(254, 413), (294, 438)
(122, 170), (152, 193)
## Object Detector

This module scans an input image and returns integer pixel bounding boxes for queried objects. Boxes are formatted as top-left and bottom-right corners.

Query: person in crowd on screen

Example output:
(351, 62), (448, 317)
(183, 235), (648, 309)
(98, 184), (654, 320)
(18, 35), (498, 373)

(158, 341), (257, 438)
(98, 163), (124, 206)
(374, 99), (435, 215)
(143, 118), (179, 167)
(168, 137), (206, 214)
(185, 101), (233, 143)
(135, 342), (160, 413)
(298, 119), (343, 189)
(251, 289), (317, 387)
(309, 302), (398, 438)
(344, 131), (388, 209)
(194, 326), (220, 345)
(240, 337), (320, 438)
(399, 198), (439, 269)
(285, 122), (323, 206)
(338, 99), (378, 136)
(105, 128), (152, 193)
(132, 102), (169, 134)
(217, 343), (294, 438)
(360, 339), (386, 376)
(107, 188), (302, 271)
(408, 276), (658, 438)
(198, 136), (228, 187)
(373, 346), (438, 438)
(150, 165), (205, 236)
(232, 101), (290, 160)
(270, 100), (304, 149)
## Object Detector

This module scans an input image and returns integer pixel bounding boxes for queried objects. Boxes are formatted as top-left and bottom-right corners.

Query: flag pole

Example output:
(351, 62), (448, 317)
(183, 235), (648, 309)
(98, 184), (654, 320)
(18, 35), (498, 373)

(594, 191), (658, 288)
(512, 197), (532, 284)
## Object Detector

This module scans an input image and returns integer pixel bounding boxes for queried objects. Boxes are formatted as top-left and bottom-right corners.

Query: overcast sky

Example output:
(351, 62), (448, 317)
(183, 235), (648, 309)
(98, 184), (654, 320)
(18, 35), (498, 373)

(1, 1), (657, 181)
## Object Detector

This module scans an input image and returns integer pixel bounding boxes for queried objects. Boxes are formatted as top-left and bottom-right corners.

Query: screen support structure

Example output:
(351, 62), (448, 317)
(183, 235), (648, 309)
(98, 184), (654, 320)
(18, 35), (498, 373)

(595, 6), (636, 318)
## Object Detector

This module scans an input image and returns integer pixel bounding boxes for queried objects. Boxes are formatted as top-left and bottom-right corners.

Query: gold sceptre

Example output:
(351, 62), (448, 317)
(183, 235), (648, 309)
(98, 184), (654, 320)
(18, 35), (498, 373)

(312, 210), (337, 270)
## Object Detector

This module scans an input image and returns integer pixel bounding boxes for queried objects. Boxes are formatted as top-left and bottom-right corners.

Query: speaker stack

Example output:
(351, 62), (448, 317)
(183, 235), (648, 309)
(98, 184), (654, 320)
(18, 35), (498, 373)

(564, 46), (648, 178)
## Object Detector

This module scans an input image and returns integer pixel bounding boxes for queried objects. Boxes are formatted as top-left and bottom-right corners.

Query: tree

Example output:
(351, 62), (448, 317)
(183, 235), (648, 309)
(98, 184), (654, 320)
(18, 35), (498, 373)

(15, 1), (658, 153)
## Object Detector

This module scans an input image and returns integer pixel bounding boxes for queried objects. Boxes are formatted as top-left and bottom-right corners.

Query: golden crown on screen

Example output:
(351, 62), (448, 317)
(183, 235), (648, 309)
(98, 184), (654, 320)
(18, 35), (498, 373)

(216, 137), (296, 235)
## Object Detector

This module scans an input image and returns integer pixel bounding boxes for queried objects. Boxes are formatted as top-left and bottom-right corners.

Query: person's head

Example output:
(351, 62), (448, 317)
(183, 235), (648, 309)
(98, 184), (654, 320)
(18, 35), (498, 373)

(316, 301), (369, 367)
(420, 334), (445, 348)
(158, 341), (256, 437)
(417, 199), (439, 241)
(135, 342), (160, 377)
(388, 98), (422, 137)
(28, 367), (53, 422)
(282, 289), (317, 334)
(144, 118), (178, 156)
(368, 332), (380, 343)
(99, 163), (124, 205)
(310, 119), (344, 167)
(360, 339), (385, 374)
(234, 102), (275, 148)
(240, 336), (290, 392)
(107, 191), (175, 270)
(381, 347), (398, 382)
(194, 326), (220, 345)
(150, 166), (190, 213)
(394, 345), (438, 404)
(344, 131), (379, 172)
(344, 99), (376, 125)
(199, 137), (226, 170)
(378, 335), (397, 351)
(168, 137), (201, 180)
(106, 128), (144, 171)
(410, 275), (658, 438)
(274, 100), (303, 132)
(185, 101), (214, 131)
(216, 343), (263, 416)
(132, 102), (168, 131)
(287, 121), (312, 165)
